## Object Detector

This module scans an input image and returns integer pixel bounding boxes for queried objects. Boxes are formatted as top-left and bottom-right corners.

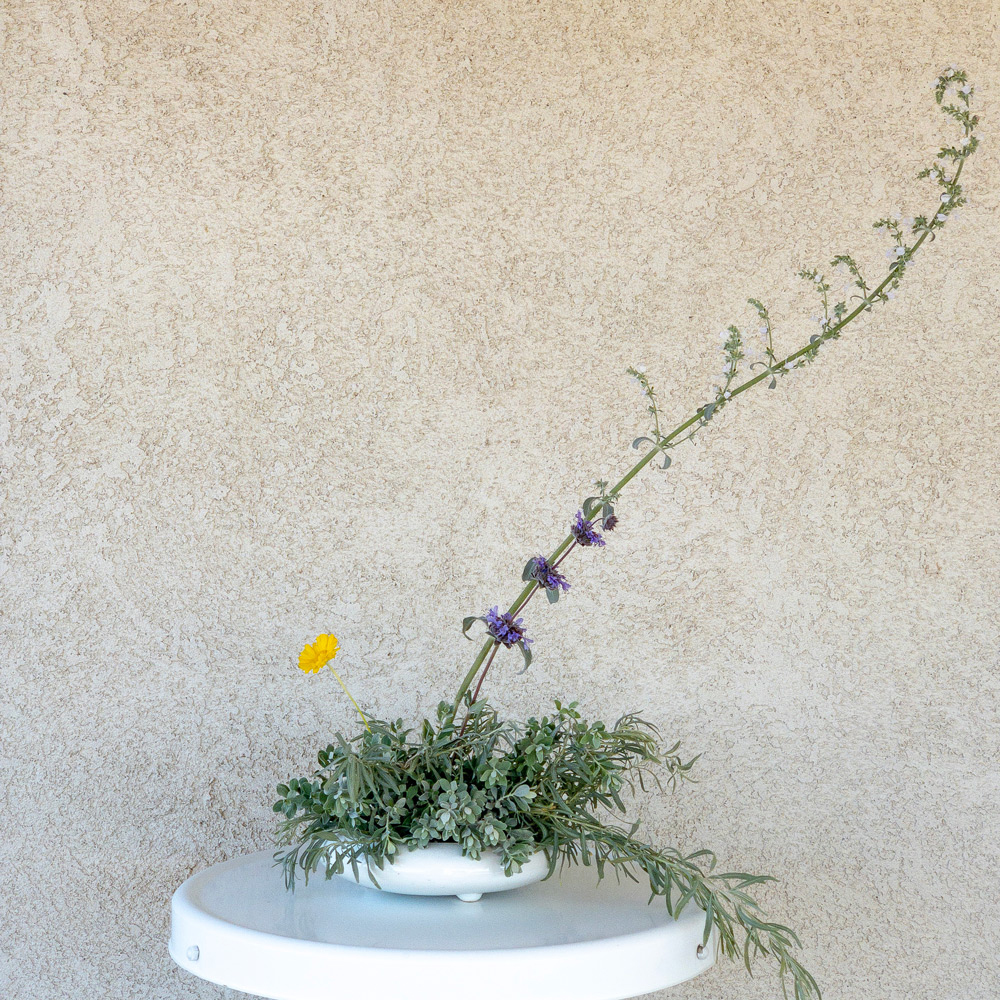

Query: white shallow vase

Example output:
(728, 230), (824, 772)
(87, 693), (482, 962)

(327, 842), (549, 901)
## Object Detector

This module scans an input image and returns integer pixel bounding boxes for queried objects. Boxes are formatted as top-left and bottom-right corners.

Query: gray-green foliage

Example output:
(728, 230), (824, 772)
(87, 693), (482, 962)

(275, 699), (682, 881)
(276, 699), (818, 999)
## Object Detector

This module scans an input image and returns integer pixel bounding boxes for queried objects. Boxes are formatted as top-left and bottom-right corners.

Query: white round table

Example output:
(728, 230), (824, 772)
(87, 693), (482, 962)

(169, 850), (716, 1000)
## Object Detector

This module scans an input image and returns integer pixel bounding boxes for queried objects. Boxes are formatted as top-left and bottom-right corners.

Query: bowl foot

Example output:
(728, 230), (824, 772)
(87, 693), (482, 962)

(457, 892), (483, 902)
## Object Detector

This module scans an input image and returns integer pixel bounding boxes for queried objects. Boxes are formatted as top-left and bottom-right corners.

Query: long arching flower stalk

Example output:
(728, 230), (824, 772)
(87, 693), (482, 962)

(456, 67), (980, 711)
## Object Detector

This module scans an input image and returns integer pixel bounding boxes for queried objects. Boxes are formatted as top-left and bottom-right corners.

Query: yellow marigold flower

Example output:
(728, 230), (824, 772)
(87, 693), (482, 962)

(298, 633), (339, 674)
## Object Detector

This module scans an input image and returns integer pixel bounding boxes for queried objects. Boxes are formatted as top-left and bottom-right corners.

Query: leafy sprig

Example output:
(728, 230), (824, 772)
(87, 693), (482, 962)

(454, 68), (980, 707)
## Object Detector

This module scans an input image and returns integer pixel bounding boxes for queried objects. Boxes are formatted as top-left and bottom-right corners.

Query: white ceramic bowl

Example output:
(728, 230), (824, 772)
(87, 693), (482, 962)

(328, 842), (550, 901)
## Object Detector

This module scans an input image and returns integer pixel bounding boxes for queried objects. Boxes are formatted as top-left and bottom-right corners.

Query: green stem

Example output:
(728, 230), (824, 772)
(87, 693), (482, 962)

(470, 643), (500, 705)
(453, 155), (965, 710)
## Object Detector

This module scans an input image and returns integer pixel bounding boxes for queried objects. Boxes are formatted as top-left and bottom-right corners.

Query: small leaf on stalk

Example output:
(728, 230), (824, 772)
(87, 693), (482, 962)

(768, 377), (776, 389)
(546, 588), (559, 604)
(522, 558), (536, 582)
(632, 437), (654, 450)
(462, 616), (479, 638)
(517, 643), (533, 673)
(661, 453), (671, 469)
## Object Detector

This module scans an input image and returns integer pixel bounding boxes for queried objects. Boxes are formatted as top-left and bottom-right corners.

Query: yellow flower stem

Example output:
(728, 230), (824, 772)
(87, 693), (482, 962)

(325, 663), (371, 732)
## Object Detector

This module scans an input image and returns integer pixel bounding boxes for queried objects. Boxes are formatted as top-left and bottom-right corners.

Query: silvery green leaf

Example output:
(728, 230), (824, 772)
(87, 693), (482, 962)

(462, 616), (479, 638)
(517, 643), (533, 673)
(661, 453), (671, 469)
(546, 587), (559, 604)
(522, 558), (536, 582)
(632, 437), (654, 450)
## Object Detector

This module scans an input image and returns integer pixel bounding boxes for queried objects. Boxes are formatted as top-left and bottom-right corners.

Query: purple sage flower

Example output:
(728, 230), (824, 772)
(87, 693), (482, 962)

(485, 606), (533, 648)
(571, 510), (606, 547)
(603, 514), (618, 532)
(528, 556), (570, 593)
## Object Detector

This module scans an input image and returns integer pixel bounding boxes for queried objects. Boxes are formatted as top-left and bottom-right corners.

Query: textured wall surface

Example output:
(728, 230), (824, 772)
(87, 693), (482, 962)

(2, 2), (999, 998)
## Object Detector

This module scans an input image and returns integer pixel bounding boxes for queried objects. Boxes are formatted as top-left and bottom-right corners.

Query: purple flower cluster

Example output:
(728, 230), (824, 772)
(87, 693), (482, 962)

(484, 607), (533, 648)
(528, 556), (570, 593)
(571, 510), (606, 547)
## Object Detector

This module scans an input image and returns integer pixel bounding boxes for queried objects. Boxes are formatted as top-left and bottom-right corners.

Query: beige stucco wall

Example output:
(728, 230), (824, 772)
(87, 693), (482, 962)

(2, 2), (999, 998)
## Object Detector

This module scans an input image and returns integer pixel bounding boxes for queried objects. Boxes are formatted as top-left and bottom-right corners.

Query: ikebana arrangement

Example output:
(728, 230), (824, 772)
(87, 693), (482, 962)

(272, 70), (978, 1000)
